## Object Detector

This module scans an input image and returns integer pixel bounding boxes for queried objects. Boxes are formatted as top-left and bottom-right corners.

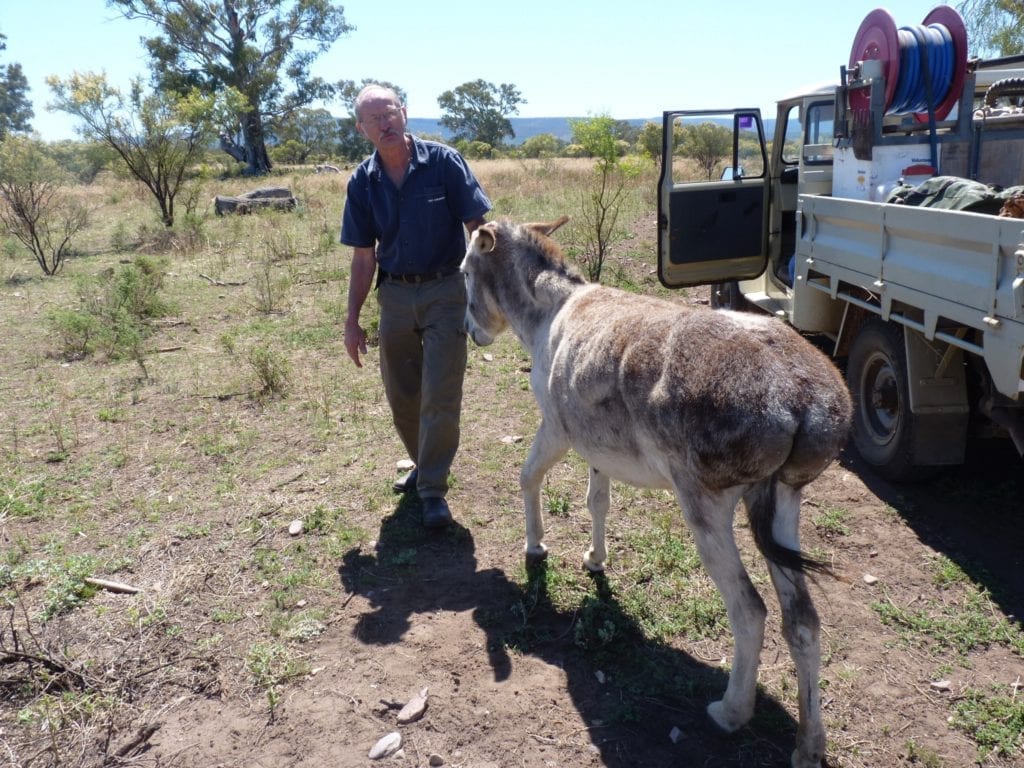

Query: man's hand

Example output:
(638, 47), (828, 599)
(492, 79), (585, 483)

(344, 321), (368, 367)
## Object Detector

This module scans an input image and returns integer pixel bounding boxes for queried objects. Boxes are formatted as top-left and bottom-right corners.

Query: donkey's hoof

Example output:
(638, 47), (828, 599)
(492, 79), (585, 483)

(707, 700), (749, 734)
(525, 544), (548, 567)
(582, 549), (605, 573)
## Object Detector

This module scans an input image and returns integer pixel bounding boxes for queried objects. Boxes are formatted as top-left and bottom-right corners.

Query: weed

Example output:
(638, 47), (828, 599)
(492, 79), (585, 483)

(0, 475), (49, 520)
(37, 553), (100, 619)
(251, 259), (293, 313)
(245, 641), (308, 718)
(47, 307), (99, 359)
(272, 609), (328, 642)
(903, 739), (943, 767)
(247, 343), (292, 397)
(928, 554), (970, 589)
(545, 488), (571, 517)
(813, 504), (851, 536)
(872, 585), (1024, 656)
(950, 686), (1024, 760)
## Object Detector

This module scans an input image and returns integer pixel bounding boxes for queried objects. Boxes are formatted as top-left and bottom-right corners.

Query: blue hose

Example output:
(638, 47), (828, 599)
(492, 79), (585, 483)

(888, 22), (956, 115)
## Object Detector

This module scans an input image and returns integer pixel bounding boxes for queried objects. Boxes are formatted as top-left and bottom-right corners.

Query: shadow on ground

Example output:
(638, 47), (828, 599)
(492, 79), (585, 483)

(839, 438), (1023, 624)
(338, 495), (802, 767)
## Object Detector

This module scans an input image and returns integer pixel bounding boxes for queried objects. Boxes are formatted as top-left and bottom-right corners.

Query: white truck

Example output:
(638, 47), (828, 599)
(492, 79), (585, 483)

(657, 7), (1024, 480)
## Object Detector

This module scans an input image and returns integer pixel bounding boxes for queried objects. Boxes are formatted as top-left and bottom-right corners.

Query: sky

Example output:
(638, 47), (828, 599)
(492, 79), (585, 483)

(1, 0), (957, 142)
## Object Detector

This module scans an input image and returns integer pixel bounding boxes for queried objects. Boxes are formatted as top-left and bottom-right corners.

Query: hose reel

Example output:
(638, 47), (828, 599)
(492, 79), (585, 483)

(848, 6), (968, 120)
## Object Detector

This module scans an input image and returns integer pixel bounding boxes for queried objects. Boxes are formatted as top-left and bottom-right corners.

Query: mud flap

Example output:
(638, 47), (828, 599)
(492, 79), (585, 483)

(904, 329), (969, 465)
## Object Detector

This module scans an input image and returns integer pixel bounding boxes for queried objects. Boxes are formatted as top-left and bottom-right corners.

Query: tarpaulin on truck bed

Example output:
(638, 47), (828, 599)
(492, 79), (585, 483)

(885, 175), (1024, 215)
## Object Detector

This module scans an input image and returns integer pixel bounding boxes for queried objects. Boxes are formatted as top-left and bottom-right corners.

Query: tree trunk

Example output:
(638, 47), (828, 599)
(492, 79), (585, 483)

(219, 112), (272, 175)
(219, 133), (247, 163)
(242, 110), (272, 176)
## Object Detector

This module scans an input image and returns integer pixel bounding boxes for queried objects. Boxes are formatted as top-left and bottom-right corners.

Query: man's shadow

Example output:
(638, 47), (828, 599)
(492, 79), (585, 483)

(338, 497), (801, 767)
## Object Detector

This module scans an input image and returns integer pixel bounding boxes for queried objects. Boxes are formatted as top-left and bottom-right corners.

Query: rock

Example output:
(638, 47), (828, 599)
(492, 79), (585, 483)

(288, 519), (304, 536)
(595, 670), (606, 684)
(862, 573), (879, 585)
(396, 458), (415, 471)
(669, 726), (683, 744)
(500, 435), (524, 444)
(428, 754), (445, 766)
(482, 353), (494, 361)
(930, 679), (952, 692)
(397, 687), (429, 724)
(368, 731), (401, 760)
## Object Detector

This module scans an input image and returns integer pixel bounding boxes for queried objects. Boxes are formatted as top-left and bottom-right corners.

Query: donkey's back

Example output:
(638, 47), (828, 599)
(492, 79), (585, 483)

(544, 286), (850, 494)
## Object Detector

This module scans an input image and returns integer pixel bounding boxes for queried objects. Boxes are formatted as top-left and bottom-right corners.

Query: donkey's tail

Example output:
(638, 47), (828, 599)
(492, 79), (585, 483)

(745, 474), (830, 575)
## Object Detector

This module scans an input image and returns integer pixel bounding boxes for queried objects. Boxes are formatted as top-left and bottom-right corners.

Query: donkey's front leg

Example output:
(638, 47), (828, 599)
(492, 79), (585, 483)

(521, 419), (569, 565)
(583, 466), (609, 572)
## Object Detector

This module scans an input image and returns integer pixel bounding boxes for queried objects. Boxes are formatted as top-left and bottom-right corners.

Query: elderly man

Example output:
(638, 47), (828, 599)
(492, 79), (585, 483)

(341, 84), (492, 528)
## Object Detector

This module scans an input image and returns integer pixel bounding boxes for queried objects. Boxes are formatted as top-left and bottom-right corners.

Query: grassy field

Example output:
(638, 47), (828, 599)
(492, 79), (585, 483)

(1, 157), (1022, 767)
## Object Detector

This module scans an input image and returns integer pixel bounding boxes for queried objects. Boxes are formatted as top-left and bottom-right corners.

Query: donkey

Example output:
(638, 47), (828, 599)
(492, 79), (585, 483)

(461, 217), (852, 768)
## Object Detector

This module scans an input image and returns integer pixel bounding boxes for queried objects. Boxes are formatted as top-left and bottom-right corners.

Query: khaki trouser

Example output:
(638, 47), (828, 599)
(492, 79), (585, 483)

(376, 272), (467, 499)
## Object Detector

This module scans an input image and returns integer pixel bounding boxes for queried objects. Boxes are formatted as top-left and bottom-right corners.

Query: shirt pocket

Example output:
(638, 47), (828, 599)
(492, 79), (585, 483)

(416, 186), (452, 254)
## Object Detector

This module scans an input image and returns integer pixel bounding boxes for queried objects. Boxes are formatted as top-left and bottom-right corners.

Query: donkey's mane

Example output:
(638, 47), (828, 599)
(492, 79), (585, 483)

(497, 218), (586, 287)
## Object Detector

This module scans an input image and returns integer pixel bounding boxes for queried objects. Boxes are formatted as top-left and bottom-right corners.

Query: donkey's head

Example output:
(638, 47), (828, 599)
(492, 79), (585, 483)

(461, 216), (570, 346)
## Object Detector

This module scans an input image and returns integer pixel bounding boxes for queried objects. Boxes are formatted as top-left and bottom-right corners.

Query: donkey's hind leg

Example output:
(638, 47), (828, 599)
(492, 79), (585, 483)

(521, 418), (570, 564)
(676, 484), (765, 732)
(765, 482), (826, 768)
(583, 467), (609, 572)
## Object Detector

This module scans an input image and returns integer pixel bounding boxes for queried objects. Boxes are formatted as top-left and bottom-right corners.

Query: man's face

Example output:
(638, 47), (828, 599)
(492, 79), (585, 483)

(357, 94), (407, 150)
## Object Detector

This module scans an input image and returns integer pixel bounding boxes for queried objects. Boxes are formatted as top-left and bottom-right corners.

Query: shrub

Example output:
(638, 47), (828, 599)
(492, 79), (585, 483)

(0, 136), (90, 275)
(46, 257), (172, 361)
(247, 344), (292, 397)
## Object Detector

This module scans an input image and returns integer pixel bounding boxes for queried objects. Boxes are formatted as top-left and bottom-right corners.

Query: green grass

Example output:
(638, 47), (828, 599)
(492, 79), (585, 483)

(812, 504), (851, 536)
(871, 586), (1024, 657)
(950, 686), (1024, 760)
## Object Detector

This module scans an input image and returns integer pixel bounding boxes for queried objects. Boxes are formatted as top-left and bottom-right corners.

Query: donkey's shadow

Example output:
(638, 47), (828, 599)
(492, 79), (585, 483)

(504, 559), (799, 767)
(338, 499), (799, 767)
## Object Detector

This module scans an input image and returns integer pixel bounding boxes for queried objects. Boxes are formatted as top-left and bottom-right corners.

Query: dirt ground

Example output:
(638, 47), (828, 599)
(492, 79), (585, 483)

(2, 210), (1022, 768)
(133, 403), (1024, 768)
(152, 459), (1023, 768)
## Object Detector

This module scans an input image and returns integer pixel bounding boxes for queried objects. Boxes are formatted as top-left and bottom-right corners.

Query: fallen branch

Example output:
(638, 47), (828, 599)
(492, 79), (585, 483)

(199, 273), (247, 287)
(0, 650), (88, 690)
(196, 390), (256, 401)
(84, 577), (141, 595)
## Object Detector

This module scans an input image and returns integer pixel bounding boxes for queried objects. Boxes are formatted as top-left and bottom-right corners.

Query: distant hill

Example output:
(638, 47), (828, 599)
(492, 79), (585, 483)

(406, 115), (778, 146)
(406, 117), (656, 145)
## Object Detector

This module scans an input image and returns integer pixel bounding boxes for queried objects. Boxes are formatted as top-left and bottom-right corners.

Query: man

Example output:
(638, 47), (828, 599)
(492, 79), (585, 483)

(341, 84), (491, 529)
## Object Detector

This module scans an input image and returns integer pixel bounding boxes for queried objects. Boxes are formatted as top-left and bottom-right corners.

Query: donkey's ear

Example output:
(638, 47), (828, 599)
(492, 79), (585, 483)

(473, 224), (498, 253)
(525, 215), (569, 237)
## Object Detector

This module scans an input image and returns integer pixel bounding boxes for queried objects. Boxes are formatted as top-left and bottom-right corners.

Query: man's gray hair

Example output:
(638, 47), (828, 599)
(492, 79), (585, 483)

(355, 84), (403, 120)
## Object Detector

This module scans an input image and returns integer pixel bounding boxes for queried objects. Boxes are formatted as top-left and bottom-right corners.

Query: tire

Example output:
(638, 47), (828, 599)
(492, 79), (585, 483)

(846, 321), (935, 481)
(709, 281), (752, 311)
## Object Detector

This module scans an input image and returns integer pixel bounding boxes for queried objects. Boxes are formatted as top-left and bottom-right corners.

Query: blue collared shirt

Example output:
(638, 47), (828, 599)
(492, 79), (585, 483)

(341, 135), (492, 275)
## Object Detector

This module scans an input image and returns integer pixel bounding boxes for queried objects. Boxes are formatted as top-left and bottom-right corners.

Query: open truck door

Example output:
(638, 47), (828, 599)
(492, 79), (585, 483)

(657, 109), (770, 288)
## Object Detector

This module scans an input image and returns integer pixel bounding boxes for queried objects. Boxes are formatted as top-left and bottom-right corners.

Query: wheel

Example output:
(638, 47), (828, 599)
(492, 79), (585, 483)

(846, 321), (934, 481)
(709, 281), (752, 311)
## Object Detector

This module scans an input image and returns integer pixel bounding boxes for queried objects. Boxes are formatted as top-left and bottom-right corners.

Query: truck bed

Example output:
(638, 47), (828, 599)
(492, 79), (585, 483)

(794, 195), (1024, 400)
